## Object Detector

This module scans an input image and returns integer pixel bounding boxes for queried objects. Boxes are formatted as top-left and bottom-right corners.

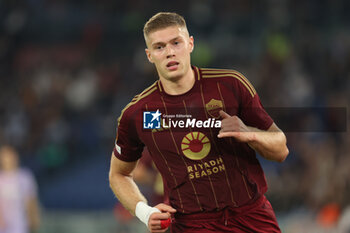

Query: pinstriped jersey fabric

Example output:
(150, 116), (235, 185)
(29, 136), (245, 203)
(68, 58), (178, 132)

(114, 66), (273, 214)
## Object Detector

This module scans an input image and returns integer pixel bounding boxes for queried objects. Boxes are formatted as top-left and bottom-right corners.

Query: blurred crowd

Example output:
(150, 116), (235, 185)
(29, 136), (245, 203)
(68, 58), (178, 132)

(0, 0), (349, 232)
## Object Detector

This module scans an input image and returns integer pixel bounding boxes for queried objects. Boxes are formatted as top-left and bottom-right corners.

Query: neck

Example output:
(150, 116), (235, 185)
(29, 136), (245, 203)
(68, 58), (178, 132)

(159, 67), (195, 95)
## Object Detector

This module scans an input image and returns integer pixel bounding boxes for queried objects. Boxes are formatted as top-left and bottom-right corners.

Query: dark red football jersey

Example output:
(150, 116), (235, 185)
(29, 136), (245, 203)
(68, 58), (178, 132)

(113, 66), (273, 214)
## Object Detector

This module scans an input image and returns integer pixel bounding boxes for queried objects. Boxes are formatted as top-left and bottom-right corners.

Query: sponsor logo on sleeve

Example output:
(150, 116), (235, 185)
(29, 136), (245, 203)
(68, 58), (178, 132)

(115, 144), (121, 154)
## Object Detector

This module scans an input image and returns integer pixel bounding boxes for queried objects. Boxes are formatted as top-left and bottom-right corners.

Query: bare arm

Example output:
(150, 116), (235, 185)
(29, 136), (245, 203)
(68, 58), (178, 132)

(109, 152), (176, 232)
(218, 110), (289, 162)
(246, 123), (288, 162)
(109, 153), (147, 215)
(26, 196), (40, 231)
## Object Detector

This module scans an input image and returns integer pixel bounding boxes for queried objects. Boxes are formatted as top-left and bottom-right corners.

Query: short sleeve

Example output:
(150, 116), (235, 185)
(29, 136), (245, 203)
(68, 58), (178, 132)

(21, 169), (38, 199)
(236, 79), (273, 130)
(113, 108), (144, 162)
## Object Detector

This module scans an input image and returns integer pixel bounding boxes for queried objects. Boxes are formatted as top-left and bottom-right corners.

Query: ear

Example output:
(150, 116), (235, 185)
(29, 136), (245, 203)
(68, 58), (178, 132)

(189, 36), (194, 53)
(145, 48), (154, 63)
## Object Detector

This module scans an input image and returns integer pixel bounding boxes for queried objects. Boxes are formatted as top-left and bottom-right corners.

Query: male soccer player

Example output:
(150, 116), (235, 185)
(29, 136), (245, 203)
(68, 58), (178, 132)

(109, 12), (289, 233)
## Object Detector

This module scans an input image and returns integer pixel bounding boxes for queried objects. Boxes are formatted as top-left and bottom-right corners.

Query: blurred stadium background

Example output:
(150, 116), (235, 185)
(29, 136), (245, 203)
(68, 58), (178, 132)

(0, 0), (349, 232)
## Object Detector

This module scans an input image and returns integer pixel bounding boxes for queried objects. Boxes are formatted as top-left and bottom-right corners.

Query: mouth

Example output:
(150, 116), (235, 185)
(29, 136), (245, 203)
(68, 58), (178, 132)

(166, 61), (179, 70)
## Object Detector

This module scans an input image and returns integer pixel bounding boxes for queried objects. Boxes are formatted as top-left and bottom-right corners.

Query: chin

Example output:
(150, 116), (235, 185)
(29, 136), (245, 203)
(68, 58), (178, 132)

(166, 73), (183, 81)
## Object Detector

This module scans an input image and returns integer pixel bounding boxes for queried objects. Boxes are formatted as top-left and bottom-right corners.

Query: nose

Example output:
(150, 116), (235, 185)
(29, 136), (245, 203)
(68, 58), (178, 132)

(166, 45), (175, 58)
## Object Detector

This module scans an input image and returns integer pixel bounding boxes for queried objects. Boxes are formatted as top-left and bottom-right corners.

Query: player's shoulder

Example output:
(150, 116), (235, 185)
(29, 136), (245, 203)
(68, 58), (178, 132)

(200, 67), (247, 81)
(199, 67), (256, 97)
(118, 81), (159, 122)
(130, 81), (159, 104)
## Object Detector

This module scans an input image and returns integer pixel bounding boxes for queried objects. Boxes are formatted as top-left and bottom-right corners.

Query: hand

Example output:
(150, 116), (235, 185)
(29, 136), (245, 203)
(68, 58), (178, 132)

(148, 203), (176, 233)
(218, 110), (256, 142)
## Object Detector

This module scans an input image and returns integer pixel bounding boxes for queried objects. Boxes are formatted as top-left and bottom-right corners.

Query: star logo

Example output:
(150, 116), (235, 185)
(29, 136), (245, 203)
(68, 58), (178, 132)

(143, 109), (162, 129)
(151, 109), (162, 122)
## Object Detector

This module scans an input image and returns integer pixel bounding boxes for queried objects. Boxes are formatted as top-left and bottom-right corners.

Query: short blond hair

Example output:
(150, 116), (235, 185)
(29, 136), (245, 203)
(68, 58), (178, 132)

(143, 12), (187, 39)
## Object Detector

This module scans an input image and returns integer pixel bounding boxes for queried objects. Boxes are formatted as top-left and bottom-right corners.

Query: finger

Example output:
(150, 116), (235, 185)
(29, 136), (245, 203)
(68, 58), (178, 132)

(220, 120), (234, 130)
(149, 220), (169, 233)
(219, 110), (231, 119)
(149, 225), (166, 233)
(150, 213), (171, 221)
(149, 219), (160, 227)
(218, 131), (239, 138)
(156, 204), (177, 213)
(151, 229), (168, 233)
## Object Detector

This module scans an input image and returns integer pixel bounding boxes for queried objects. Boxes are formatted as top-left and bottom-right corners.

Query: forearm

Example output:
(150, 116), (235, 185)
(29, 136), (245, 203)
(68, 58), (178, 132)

(109, 172), (147, 215)
(247, 127), (288, 162)
(27, 197), (40, 230)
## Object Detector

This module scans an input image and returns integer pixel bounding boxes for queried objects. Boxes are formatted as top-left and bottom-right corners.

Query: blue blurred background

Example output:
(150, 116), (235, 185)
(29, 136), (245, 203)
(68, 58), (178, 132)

(0, 0), (349, 232)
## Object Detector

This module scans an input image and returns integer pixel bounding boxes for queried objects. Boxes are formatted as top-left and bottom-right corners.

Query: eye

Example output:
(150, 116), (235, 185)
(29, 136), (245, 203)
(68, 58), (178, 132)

(153, 44), (164, 50)
(174, 41), (179, 45)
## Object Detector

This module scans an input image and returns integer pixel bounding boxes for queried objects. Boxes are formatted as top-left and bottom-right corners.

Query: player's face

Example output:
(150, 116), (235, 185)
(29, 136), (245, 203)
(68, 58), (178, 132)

(0, 147), (19, 171)
(145, 26), (194, 81)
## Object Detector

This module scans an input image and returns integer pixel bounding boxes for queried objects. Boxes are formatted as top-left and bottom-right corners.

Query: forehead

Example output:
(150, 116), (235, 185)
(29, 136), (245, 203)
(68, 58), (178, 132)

(146, 26), (188, 46)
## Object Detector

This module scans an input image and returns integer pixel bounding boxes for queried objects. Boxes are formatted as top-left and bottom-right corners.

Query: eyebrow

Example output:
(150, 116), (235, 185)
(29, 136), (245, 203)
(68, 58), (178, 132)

(151, 36), (182, 47)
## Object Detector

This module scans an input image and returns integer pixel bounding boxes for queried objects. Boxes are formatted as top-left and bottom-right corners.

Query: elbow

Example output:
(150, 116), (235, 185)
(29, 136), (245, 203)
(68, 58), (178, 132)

(108, 171), (114, 189)
(108, 169), (132, 189)
(277, 146), (289, 163)
(277, 133), (289, 163)
(109, 169), (119, 189)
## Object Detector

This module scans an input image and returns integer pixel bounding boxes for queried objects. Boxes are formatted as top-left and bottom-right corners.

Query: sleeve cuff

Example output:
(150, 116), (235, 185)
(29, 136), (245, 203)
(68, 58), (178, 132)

(113, 146), (141, 162)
